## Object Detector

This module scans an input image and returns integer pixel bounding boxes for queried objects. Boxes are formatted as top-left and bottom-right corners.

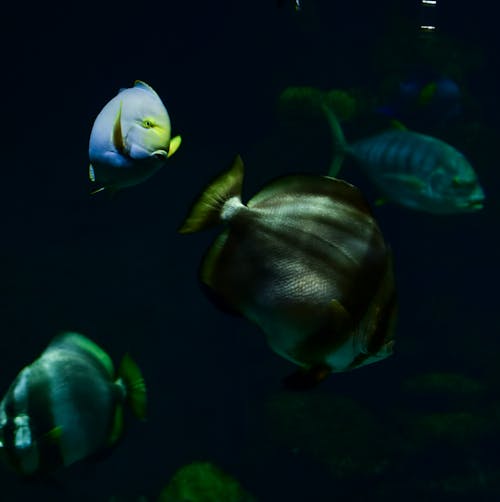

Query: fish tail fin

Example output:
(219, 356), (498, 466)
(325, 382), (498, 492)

(277, 87), (349, 176)
(320, 104), (348, 177)
(118, 354), (147, 421)
(178, 155), (244, 234)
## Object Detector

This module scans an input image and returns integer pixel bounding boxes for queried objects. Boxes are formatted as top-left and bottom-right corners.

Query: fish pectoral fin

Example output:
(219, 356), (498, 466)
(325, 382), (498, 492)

(90, 186), (107, 195)
(167, 135), (182, 158)
(42, 425), (63, 444)
(381, 173), (426, 189)
(118, 354), (147, 420)
(328, 299), (352, 331)
(112, 101), (126, 154)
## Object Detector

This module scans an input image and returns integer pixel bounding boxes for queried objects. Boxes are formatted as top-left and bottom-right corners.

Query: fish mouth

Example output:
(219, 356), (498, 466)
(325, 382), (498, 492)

(151, 149), (168, 161)
(467, 192), (485, 210)
(468, 200), (484, 210)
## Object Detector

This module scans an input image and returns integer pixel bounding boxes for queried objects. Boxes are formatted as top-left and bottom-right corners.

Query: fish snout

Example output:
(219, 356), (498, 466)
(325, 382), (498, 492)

(151, 150), (169, 162)
(463, 187), (485, 210)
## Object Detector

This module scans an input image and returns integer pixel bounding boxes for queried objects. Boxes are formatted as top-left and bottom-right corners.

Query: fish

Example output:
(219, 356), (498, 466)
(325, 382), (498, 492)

(179, 156), (397, 388)
(324, 108), (485, 214)
(345, 129), (484, 213)
(88, 80), (182, 194)
(0, 332), (146, 475)
(278, 86), (484, 213)
(376, 73), (462, 128)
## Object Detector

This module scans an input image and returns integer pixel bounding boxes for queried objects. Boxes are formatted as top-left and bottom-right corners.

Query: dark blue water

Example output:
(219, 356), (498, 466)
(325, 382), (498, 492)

(2, 1), (499, 500)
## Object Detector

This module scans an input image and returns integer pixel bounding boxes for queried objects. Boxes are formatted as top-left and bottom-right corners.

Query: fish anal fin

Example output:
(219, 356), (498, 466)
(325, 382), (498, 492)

(375, 197), (389, 206)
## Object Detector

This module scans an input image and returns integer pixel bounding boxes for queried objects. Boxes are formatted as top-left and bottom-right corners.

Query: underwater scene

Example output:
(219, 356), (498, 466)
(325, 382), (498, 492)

(2, 0), (499, 500)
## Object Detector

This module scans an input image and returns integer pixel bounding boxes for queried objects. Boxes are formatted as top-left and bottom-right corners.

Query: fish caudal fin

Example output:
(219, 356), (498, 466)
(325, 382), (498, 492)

(118, 354), (147, 421)
(321, 105), (347, 177)
(178, 155), (244, 234)
(277, 87), (349, 177)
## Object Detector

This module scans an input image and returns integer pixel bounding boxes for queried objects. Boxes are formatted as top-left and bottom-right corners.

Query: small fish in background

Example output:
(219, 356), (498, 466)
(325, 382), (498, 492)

(179, 156), (397, 389)
(88, 80), (182, 194)
(0, 332), (146, 476)
(375, 73), (462, 129)
(278, 86), (485, 214)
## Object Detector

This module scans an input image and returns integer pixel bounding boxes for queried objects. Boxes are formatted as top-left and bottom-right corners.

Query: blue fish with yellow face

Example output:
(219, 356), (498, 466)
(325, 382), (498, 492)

(0, 333), (146, 475)
(179, 156), (397, 388)
(88, 80), (182, 194)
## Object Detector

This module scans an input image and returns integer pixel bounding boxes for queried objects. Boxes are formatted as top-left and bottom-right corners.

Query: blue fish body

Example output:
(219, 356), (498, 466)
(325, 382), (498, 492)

(88, 80), (181, 194)
(347, 129), (484, 213)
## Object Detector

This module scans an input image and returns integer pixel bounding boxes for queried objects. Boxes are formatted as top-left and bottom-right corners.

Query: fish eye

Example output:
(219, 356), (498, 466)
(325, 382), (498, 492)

(143, 119), (154, 129)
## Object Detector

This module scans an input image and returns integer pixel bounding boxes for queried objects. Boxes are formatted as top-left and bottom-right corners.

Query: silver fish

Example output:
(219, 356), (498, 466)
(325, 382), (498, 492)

(180, 156), (397, 387)
(325, 107), (485, 214)
(0, 332), (146, 475)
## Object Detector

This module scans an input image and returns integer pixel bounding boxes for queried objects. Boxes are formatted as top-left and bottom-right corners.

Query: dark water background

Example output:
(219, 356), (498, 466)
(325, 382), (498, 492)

(2, 0), (499, 500)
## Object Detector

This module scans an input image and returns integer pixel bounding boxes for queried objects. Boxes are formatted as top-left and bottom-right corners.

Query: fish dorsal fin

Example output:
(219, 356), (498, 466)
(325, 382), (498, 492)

(118, 354), (147, 421)
(167, 135), (182, 158)
(112, 101), (126, 154)
(178, 155), (244, 234)
(133, 80), (160, 98)
(48, 332), (115, 378)
(390, 119), (407, 131)
(418, 81), (437, 105)
(248, 174), (373, 216)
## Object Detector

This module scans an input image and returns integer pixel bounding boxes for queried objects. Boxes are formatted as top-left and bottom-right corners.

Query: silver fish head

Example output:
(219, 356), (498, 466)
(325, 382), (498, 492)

(429, 154), (485, 213)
